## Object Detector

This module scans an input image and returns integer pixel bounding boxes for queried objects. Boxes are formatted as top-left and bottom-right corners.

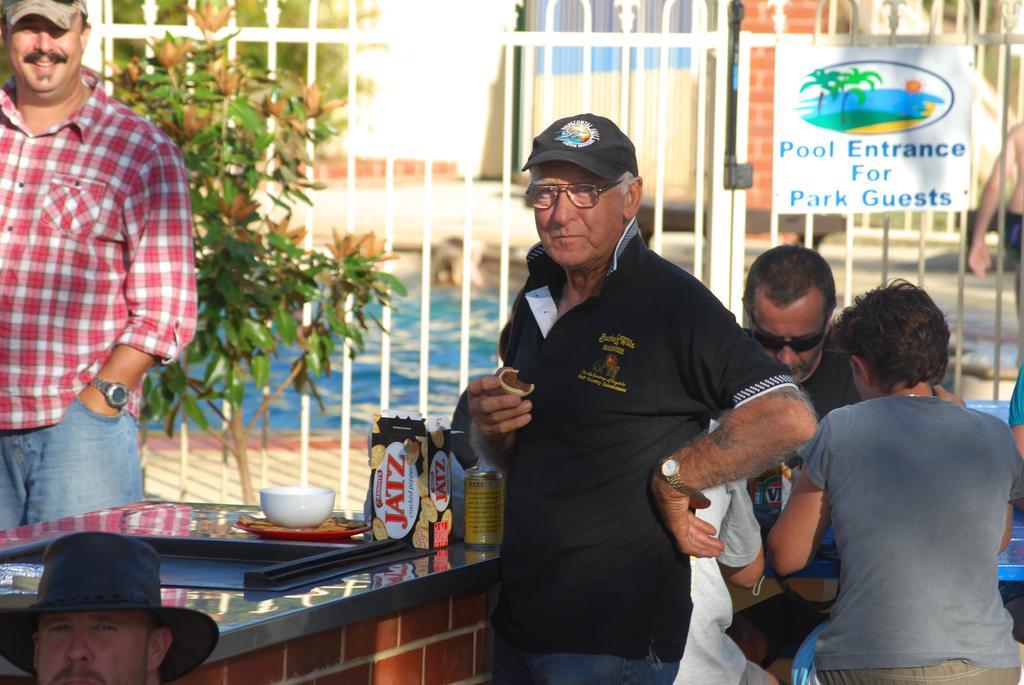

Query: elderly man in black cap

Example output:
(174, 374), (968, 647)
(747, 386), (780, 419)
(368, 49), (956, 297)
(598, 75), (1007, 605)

(466, 113), (816, 683)
(0, 532), (218, 684)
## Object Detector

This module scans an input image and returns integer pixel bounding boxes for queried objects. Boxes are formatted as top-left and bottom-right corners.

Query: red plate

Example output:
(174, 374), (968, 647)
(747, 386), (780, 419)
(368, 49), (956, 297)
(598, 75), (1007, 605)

(235, 518), (370, 541)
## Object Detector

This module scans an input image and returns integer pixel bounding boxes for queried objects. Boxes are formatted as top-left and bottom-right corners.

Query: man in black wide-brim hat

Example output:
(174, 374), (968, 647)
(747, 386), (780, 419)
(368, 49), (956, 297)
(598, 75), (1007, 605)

(0, 532), (218, 684)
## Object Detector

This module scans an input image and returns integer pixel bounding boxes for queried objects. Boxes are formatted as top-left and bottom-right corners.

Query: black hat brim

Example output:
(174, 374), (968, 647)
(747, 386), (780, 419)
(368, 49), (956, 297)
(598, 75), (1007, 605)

(0, 605), (219, 683)
(521, 149), (629, 180)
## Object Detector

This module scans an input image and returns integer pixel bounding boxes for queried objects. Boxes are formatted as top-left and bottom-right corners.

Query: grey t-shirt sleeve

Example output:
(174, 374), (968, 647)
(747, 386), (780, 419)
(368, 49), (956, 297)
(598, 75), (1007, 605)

(718, 480), (762, 568)
(1010, 465), (1024, 501)
(802, 415), (834, 490)
(1008, 442), (1024, 501)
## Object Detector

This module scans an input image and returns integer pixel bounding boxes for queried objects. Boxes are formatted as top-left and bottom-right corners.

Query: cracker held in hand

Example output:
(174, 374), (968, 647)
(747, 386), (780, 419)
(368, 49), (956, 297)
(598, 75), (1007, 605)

(497, 368), (535, 397)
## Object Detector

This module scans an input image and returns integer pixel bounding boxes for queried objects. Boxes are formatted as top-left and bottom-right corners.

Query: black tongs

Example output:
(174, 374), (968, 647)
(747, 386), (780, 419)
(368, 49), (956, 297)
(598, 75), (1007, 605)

(243, 539), (431, 589)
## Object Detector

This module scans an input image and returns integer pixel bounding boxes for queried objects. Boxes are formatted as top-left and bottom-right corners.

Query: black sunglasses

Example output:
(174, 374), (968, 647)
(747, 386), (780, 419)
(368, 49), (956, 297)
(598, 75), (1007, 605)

(752, 328), (826, 353)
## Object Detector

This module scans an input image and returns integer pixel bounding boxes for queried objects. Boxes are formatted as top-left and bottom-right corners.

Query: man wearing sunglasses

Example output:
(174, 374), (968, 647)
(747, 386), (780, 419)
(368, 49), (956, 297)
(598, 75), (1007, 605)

(0, 0), (196, 527)
(467, 113), (816, 684)
(742, 246), (859, 418)
(727, 246), (859, 673)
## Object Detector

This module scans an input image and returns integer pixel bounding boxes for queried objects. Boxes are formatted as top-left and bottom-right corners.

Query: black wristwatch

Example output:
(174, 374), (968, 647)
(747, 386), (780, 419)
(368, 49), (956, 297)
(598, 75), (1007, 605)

(89, 378), (130, 409)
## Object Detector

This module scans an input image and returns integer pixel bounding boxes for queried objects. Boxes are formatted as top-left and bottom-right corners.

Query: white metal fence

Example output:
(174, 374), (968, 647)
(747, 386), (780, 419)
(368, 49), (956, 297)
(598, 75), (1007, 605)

(81, 0), (1024, 505)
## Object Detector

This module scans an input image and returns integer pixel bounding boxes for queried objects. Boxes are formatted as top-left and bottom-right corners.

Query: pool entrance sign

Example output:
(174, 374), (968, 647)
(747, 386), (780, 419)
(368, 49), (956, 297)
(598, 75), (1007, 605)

(772, 46), (973, 214)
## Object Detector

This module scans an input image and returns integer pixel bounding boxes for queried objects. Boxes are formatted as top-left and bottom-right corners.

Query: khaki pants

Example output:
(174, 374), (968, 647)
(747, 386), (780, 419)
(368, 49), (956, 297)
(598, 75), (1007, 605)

(815, 661), (1022, 685)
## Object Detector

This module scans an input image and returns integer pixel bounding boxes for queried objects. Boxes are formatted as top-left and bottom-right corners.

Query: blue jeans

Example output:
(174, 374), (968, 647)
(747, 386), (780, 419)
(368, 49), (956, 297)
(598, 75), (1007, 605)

(492, 634), (680, 685)
(0, 399), (142, 529)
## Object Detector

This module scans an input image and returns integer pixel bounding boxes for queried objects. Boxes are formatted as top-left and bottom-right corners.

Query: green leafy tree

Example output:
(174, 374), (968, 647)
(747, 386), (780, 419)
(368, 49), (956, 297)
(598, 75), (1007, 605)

(109, 2), (404, 504)
(108, 0), (378, 157)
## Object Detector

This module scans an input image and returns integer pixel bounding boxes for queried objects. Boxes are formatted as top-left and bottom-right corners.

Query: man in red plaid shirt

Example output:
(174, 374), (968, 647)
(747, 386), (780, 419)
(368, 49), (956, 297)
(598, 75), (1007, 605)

(0, 0), (196, 528)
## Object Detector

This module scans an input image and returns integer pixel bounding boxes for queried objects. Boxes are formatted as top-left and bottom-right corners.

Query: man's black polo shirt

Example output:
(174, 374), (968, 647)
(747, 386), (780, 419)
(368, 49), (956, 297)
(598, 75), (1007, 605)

(493, 226), (794, 662)
(803, 346), (860, 419)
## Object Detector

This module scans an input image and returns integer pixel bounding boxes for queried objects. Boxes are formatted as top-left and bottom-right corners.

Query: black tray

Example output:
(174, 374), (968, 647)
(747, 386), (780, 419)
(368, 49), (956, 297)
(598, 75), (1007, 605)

(0, 536), (431, 592)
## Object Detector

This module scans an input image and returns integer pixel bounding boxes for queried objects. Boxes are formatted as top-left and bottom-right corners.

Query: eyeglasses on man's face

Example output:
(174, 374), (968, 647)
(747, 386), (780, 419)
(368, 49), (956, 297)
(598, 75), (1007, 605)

(751, 327), (827, 353)
(525, 180), (621, 210)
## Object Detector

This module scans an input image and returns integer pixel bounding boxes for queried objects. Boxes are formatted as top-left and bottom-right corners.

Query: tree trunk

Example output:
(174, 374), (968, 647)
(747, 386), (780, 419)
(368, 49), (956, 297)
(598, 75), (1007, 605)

(229, 412), (256, 504)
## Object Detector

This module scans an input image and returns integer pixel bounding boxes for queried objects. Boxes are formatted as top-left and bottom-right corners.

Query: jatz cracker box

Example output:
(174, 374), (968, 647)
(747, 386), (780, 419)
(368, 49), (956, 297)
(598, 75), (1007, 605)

(367, 411), (452, 549)
(423, 416), (454, 546)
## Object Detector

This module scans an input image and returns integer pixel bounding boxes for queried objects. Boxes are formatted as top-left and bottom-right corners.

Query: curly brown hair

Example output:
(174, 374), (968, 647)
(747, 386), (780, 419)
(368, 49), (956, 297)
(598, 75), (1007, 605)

(831, 280), (949, 393)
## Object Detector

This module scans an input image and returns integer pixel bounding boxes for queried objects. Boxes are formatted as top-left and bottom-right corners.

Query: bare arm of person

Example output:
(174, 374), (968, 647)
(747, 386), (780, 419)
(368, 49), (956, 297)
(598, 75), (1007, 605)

(671, 387), (816, 489)
(466, 372), (532, 472)
(720, 549), (765, 590)
(78, 345), (157, 416)
(767, 470), (832, 575)
(652, 387), (817, 557)
(970, 127), (1021, 277)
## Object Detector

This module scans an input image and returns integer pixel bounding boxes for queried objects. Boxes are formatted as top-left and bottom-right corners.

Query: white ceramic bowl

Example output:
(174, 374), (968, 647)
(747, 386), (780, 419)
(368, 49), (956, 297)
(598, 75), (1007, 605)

(260, 486), (336, 528)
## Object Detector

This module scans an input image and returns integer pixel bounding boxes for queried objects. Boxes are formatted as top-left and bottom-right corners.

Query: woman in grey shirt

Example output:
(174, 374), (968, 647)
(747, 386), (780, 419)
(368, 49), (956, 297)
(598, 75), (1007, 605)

(768, 280), (1024, 685)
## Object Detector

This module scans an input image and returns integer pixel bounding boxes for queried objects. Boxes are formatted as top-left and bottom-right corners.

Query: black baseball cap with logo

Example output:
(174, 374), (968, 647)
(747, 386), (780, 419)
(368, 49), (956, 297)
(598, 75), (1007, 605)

(522, 113), (639, 180)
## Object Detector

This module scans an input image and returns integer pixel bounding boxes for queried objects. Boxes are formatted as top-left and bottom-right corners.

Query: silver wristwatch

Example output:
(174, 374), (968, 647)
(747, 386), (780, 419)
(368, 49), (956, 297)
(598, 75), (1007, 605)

(659, 457), (702, 498)
(89, 378), (130, 409)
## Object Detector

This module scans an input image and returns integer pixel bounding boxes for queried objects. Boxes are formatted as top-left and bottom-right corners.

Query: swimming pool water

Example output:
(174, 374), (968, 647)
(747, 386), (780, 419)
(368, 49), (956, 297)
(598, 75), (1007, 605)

(161, 265), (512, 433)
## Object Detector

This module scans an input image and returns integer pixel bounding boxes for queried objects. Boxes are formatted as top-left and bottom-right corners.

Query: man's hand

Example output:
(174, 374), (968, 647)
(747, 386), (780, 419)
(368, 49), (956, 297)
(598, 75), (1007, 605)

(968, 239), (991, 278)
(468, 369), (533, 437)
(651, 472), (724, 558)
(467, 368), (533, 469)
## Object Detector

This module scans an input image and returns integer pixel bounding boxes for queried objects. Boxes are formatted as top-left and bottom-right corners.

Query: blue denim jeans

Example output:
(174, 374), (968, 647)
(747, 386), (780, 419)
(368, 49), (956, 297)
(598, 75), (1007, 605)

(492, 634), (680, 685)
(0, 399), (142, 529)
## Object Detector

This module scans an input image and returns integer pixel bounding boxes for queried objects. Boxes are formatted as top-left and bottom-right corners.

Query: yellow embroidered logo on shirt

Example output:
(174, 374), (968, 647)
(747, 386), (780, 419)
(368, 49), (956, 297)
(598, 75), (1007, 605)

(577, 332), (633, 393)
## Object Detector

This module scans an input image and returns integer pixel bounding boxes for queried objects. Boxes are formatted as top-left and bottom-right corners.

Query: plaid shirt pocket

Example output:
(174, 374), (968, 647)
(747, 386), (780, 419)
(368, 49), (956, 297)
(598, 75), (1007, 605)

(40, 175), (108, 238)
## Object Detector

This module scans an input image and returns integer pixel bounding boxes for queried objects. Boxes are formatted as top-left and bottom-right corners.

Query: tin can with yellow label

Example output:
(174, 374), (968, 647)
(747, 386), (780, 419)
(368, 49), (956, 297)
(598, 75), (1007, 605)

(464, 469), (504, 547)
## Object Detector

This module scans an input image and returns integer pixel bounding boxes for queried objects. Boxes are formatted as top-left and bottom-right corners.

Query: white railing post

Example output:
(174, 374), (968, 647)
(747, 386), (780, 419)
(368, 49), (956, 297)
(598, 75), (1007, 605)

(615, 0), (638, 131)
(83, 0), (105, 73)
(708, 0), (733, 304)
(499, 2), (524, 337)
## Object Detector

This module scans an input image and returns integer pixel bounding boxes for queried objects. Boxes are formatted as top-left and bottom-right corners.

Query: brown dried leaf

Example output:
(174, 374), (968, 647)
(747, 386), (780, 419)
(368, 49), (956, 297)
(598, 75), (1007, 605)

(229, 195), (260, 222)
(358, 233), (387, 259)
(186, 3), (234, 36)
(321, 98), (346, 113)
(303, 82), (322, 117)
(126, 59), (142, 83)
(182, 105), (213, 139)
(262, 96), (287, 119)
(155, 38), (192, 69)
(266, 215), (290, 235)
(215, 197), (231, 218)
(207, 57), (240, 96)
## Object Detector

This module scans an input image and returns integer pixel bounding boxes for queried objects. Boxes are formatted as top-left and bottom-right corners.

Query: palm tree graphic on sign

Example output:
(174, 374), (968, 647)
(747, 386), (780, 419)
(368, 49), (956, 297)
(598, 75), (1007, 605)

(836, 67), (882, 123)
(797, 63), (943, 133)
(799, 68), (842, 116)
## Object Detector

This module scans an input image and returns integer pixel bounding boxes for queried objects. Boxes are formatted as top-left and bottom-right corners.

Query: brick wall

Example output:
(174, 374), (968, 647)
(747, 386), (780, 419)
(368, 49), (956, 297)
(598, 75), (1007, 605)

(0, 589), (495, 685)
(744, 0), (826, 212)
